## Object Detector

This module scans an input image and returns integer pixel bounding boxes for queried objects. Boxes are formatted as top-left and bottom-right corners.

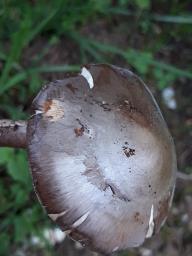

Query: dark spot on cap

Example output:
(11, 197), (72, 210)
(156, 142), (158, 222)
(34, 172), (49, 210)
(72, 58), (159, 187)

(106, 183), (131, 202)
(133, 212), (144, 225)
(134, 212), (140, 221)
(119, 99), (149, 128)
(93, 99), (111, 111)
(66, 83), (78, 94)
(74, 126), (84, 137)
(122, 146), (135, 158)
(13, 124), (19, 131)
(43, 99), (53, 113)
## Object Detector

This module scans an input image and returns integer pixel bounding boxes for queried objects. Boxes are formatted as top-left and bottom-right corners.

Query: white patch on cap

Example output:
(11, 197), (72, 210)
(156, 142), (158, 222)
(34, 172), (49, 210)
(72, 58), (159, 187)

(169, 184), (175, 208)
(30, 110), (43, 118)
(64, 230), (72, 235)
(72, 211), (90, 228)
(160, 216), (167, 228)
(146, 204), (154, 238)
(48, 210), (67, 221)
(35, 110), (43, 115)
(80, 67), (94, 89)
(75, 241), (83, 250)
(44, 99), (64, 121)
(112, 246), (119, 252)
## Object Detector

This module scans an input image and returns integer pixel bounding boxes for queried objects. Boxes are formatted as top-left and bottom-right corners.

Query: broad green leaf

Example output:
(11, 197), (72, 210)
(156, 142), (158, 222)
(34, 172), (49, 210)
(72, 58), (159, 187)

(0, 148), (13, 165)
(7, 151), (31, 186)
(14, 215), (30, 242)
(135, 0), (150, 9)
(0, 233), (10, 255)
(11, 184), (30, 206)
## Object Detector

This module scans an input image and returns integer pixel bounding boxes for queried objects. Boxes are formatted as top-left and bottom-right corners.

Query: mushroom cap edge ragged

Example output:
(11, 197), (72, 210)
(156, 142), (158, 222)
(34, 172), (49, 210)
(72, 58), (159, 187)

(27, 64), (176, 254)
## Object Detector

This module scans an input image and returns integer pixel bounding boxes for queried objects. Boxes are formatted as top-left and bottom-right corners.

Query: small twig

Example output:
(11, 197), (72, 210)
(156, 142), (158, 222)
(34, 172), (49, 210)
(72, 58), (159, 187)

(0, 119), (27, 148)
(177, 171), (192, 181)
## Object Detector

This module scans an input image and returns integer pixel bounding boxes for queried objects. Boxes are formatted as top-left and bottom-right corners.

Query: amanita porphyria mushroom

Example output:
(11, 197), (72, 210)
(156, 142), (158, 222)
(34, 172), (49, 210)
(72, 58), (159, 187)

(27, 64), (176, 254)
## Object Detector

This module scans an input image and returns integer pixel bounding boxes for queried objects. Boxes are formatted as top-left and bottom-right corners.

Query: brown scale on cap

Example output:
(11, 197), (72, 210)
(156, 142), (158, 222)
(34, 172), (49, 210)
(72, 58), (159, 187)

(27, 64), (177, 254)
(43, 99), (64, 121)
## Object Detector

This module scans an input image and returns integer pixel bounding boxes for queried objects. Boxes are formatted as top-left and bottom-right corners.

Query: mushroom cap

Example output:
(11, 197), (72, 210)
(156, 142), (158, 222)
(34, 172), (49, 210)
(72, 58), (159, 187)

(27, 64), (176, 254)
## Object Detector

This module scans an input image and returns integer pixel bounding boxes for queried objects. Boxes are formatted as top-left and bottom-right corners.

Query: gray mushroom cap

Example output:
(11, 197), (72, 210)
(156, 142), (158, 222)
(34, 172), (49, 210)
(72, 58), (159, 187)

(27, 64), (176, 254)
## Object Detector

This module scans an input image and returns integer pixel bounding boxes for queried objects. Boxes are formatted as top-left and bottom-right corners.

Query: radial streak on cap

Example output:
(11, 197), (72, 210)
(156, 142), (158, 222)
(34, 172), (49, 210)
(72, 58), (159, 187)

(72, 211), (90, 228)
(146, 204), (155, 238)
(48, 210), (67, 221)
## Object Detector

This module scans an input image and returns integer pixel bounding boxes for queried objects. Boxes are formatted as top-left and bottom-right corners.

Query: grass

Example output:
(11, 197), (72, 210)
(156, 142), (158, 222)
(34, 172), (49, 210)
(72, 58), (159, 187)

(0, 0), (192, 98)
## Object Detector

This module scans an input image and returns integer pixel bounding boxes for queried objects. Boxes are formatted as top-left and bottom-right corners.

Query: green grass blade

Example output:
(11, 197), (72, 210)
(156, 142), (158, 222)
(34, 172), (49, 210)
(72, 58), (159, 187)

(88, 39), (192, 79)
(105, 7), (192, 24)
(0, 8), (59, 92)
(0, 73), (28, 94)
(0, 65), (80, 95)
(149, 60), (192, 79)
(25, 9), (58, 46)
(104, 7), (133, 16)
(152, 14), (192, 24)
(32, 65), (80, 73)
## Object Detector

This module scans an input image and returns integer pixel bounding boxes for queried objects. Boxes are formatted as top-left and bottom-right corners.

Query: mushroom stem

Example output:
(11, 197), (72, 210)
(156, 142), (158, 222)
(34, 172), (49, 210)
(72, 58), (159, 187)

(0, 119), (27, 148)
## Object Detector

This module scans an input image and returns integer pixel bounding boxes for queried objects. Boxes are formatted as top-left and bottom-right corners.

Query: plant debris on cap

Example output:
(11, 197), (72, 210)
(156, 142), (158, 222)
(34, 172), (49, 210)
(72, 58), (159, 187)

(27, 64), (177, 254)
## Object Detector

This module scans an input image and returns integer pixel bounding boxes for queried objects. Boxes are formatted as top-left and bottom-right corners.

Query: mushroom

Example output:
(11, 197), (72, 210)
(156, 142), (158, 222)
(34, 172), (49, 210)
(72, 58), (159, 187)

(0, 64), (177, 254)
(26, 64), (177, 254)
